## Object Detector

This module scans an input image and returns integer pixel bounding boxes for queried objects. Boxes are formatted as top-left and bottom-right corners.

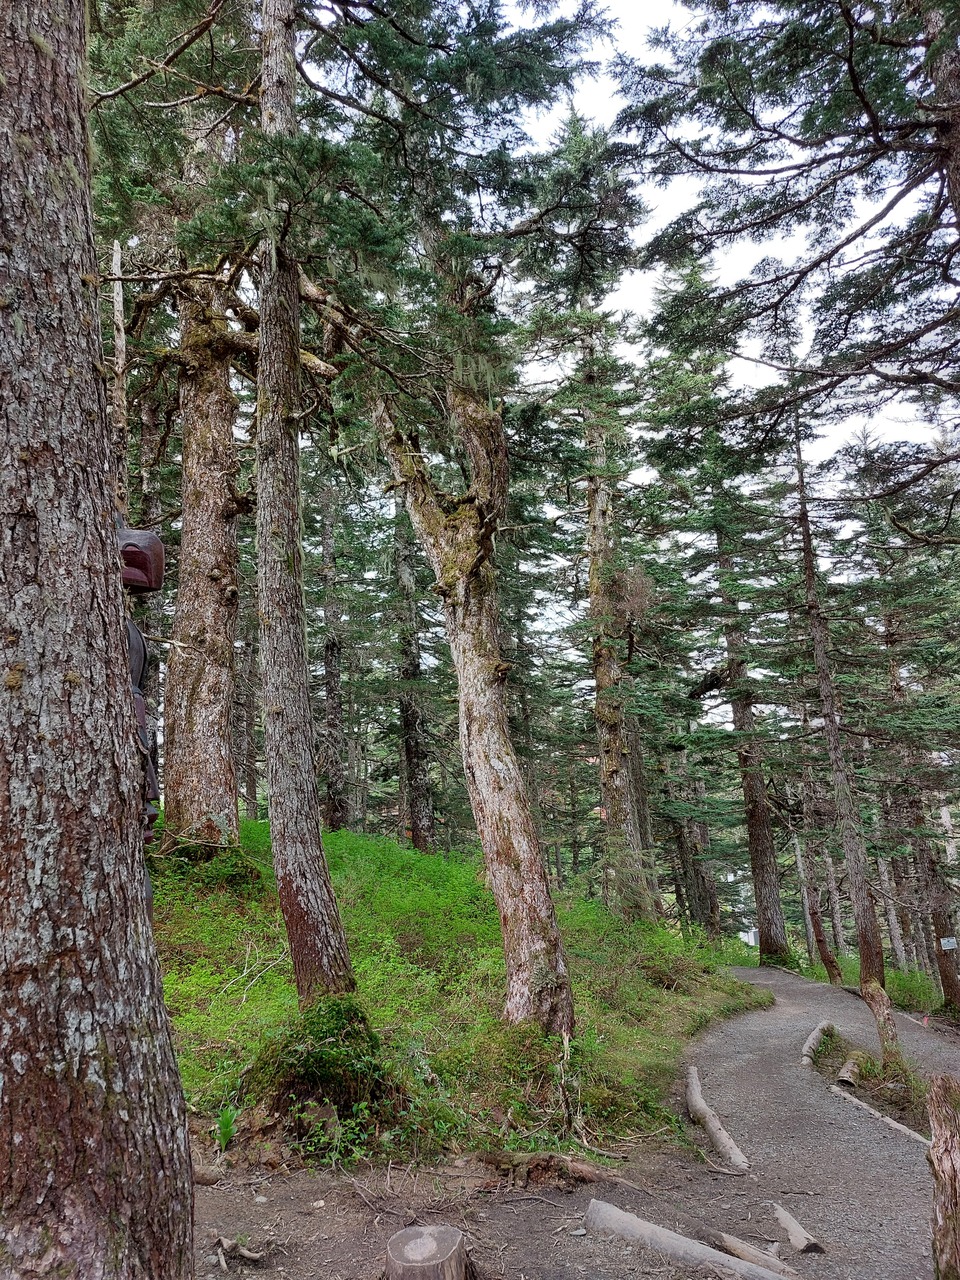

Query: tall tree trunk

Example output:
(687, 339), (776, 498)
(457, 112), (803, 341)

(0, 3), (193, 1270)
(395, 510), (436, 852)
(795, 836), (817, 965)
(717, 544), (790, 963)
(586, 393), (658, 922)
(930, 1073), (960, 1280)
(799, 768), (843, 984)
(257, 0), (354, 1001)
(111, 238), (129, 513)
(378, 394), (574, 1035)
(877, 855), (909, 972)
(321, 496), (351, 831)
(796, 433), (887, 999)
(163, 284), (241, 848)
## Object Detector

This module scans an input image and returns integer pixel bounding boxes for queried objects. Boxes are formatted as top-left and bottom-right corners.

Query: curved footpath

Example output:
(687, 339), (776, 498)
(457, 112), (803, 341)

(686, 967), (959, 1280)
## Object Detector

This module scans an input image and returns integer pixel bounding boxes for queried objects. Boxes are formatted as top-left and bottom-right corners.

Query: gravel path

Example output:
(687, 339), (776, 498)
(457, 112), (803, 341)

(683, 967), (960, 1280)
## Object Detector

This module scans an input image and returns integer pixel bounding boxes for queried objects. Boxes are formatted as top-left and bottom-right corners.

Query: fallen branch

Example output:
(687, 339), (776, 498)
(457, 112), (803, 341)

(828, 1083), (931, 1145)
(800, 1021), (835, 1068)
(584, 1199), (793, 1280)
(769, 1203), (825, 1254)
(686, 1065), (751, 1172)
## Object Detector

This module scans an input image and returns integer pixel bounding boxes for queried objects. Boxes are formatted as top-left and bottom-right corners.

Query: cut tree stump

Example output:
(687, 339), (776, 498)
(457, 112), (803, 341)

(686, 1065), (751, 1171)
(385, 1224), (467, 1280)
(584, 1199), (792, 1280)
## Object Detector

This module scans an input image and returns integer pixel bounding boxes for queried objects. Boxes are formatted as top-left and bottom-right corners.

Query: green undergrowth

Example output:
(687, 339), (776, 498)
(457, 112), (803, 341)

(153, 822), (770, 1160)
(800, 952), (942, 1013)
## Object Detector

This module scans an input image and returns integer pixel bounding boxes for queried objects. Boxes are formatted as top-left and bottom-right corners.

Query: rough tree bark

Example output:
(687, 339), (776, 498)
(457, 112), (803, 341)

(395, 510), (436, 853)
(257, 0), (354, 1001)
(796, 432), (888, 999)
(378, 394), (574, 1035)
(586, 372), (658, 921)
(163, 284), (241, 848)
(717, 542), (790, 964)
(0, 2), (193, 1272)
(930, 1073), (960, 1280)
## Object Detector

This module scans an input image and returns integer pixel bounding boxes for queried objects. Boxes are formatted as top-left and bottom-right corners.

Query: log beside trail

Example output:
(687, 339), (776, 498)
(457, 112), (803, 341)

(800, 1021), (835, 1068)
(385, 1225), (468, 1280)
(686, 1065), (751, 1171)
(584, 1200), (793, 1280)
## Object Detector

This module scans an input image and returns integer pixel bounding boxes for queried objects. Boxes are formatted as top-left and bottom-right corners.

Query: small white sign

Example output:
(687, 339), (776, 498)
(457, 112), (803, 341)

(940, 937), (958, 951)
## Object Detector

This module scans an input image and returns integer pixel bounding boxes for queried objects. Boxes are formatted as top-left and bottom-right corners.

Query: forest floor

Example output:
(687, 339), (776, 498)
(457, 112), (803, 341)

(192, 967), (960, 1280)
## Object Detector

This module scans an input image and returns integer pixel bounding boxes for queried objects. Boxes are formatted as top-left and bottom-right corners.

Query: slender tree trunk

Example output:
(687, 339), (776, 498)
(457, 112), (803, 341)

(378, 394), (573, 1035)
(395, 511), (436, 852)
(718, 545), (790, 963)
(111, 238), (129, 513)
(877, 856), (909, 972)
(257, 0), (354, 1001)
(163, 284), (241, 848)
(798, 752), (844, 983)
(796, 434), (887, 996)
(321, 496), (351, 831)
(796, 841), (817, 966)
(0, 3), (193, 1270)
(586, 393), (658, 922)
(569, 766), (582, 878)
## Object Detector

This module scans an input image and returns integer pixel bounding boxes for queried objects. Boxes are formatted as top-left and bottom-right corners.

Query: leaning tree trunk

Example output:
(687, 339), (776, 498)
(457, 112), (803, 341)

(586, 387), (658, 921)
(163, 283), (241, 848)
(258, 0), (354, 1001)
(378, 394), (574, 1035)
(0, 2), (193, 1272)
(395, 510), (436, 853)
(796, 434), (888, 997)
(718, 544), (790, 964)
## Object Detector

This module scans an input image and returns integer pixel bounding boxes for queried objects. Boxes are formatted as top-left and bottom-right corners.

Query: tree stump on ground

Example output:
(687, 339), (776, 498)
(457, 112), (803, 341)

(385, 1224), (467, 1280)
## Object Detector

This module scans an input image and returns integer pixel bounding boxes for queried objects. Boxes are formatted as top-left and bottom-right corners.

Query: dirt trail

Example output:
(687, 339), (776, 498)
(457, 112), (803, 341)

(679, 966), (959, 1280)
(193, 968), (959, 1280)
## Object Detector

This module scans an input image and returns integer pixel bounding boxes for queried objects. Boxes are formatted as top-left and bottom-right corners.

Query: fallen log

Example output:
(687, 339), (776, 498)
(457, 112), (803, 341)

(836, 1058), (860, 1087)
(385, 1224), (468, 1280)
(583, 1199), (794, 1280)
(686, 1065), (751, 1172)
(667, 1210), (798, 1278)
(800, 1021), (835, 1068)
(828, 1083), (931, 1146)
(769, 1202), (825, 1254)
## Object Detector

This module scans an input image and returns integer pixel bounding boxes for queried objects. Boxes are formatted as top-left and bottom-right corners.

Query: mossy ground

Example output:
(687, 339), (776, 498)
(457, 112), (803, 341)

(153, 823), (770, 1159)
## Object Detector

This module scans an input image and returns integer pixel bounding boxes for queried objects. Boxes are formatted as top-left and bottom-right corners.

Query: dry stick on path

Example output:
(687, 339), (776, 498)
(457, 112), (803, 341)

(686, 1065), (751, 1172)
(584, 1200), (791, 1280)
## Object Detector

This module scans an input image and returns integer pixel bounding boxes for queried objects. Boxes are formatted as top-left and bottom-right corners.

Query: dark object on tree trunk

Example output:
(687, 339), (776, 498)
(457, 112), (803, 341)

(119, 526), (165, 593)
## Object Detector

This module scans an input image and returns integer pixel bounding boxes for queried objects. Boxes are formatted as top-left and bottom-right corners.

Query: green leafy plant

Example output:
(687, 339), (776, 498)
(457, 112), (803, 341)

(215, 1104), (240, 1152)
